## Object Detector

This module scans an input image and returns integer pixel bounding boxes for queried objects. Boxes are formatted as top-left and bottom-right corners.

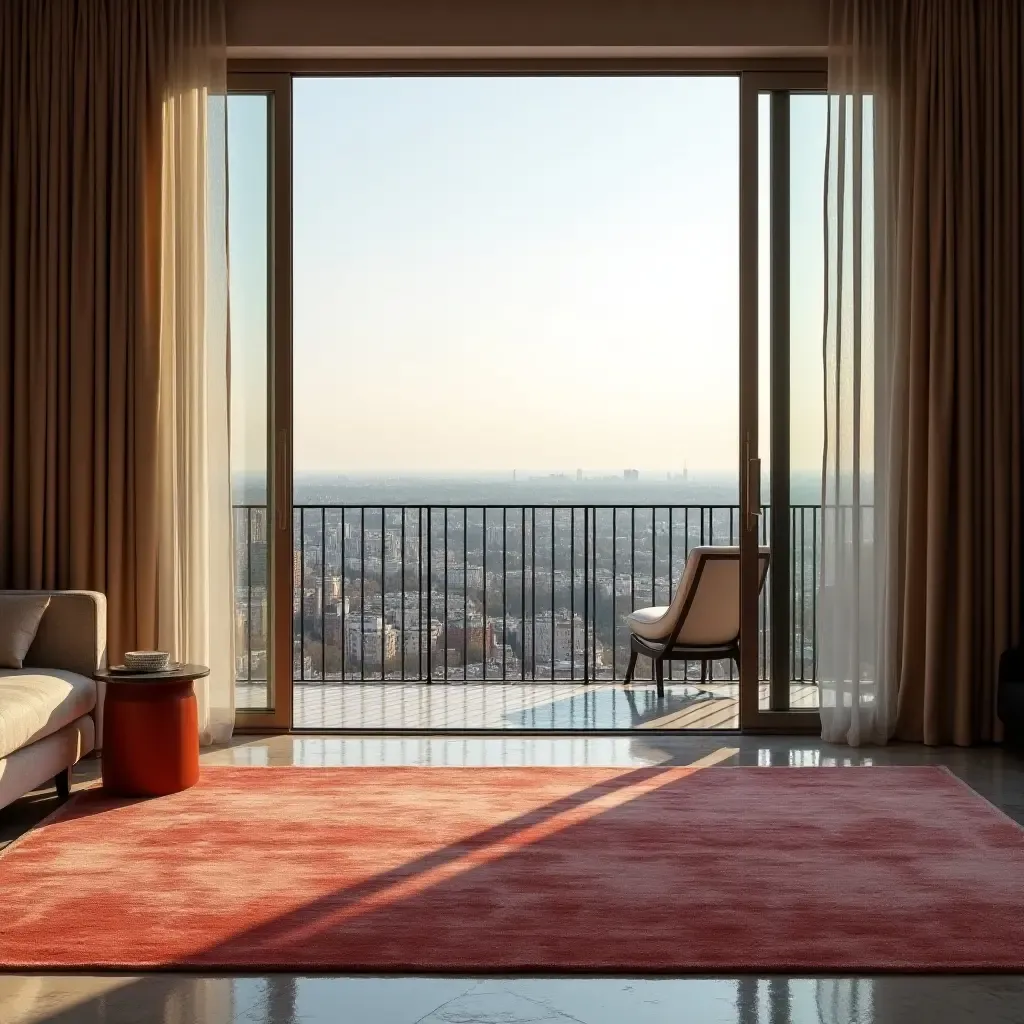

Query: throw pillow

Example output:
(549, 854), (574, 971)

(0, 595), (51, 669)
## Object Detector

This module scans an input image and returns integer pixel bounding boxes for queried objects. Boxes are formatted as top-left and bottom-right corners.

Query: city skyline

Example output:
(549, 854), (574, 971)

(231, 466), (831, 507)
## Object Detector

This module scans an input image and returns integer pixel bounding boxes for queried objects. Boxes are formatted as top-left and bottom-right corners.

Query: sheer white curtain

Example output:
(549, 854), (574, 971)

(818, 3), (897, 746)
(820, 0), (1022, 746)
(156, 3), (234, 744)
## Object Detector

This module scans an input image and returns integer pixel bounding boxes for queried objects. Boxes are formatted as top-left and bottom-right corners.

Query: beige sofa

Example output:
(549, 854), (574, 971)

(0, 591), (106, 811)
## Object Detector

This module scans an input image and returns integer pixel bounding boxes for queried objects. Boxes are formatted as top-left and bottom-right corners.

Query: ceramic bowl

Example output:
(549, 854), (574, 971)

(123, 650), (171, 672)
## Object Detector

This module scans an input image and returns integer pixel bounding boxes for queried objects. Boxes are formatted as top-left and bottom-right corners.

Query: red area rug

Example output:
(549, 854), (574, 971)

(2, 764), (1024, 972)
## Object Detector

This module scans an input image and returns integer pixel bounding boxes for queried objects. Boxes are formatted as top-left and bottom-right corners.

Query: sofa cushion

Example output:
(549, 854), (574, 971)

(0, 716), (95, 812)
(0, 669), (97, 760)
(0, 595), (51, 669)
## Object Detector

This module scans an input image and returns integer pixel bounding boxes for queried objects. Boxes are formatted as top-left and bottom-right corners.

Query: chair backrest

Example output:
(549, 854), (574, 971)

(662, 546), (770, 647)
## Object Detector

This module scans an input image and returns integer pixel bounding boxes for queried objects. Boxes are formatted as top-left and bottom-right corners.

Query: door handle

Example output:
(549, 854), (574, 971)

(276, 430), (288, 531)
(746, 446), (761, 532)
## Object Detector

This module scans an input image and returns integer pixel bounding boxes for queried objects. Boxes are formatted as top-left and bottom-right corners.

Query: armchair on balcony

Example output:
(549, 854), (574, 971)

(624, 546), (770, 698)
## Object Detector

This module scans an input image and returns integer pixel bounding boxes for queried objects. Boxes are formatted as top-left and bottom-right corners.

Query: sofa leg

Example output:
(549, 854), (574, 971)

(655, 659), (665, 698)
(54, 767), (71, 800)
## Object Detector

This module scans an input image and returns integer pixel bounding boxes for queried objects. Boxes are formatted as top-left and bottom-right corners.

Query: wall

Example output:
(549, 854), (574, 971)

(226, 0), (829, 54)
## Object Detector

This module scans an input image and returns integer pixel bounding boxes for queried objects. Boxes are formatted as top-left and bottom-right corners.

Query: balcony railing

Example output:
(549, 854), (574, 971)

(233, 504), (825, 687)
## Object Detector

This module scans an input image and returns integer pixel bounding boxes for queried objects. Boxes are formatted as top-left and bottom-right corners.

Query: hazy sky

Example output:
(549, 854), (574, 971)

(228, 77), (826, 478)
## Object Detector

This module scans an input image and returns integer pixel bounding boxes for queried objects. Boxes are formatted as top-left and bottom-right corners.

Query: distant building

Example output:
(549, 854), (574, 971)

(526, 611), (586, 665)
(235, 587), (267, 653)
(248, 540), (268, 587)
(250, 514), (267, 544)
(344, 614), (397, 664)
(447, 565), (484, 588)
(249, 589), (268, 639)
(323, 600), (350, 648)
(624, 468), (639, 481)
(303, 589), (322, 624)
(398, 620), (441, 656)
(576, 468), (583, 481)
(383, 591), (422, 619)
(445, 623), (495, 658)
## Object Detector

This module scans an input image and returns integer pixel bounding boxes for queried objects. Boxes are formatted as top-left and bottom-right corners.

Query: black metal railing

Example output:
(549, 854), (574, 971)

(232, 503), (826, 687)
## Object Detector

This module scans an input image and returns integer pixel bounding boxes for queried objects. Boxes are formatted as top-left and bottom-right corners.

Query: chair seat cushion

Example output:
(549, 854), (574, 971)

(0, 669), (97, 760)
(626, 606), (673, 640)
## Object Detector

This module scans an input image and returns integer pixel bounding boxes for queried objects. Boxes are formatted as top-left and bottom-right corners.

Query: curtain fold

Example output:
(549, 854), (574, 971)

(0, 0), (231, 742)
(156, 7), (233, 743)
(821, 0), (1023, 746)
(1, 0), (163, 663)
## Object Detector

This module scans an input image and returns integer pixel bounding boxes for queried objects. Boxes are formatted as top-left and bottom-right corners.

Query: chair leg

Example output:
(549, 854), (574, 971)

(655, 658), (665, 698)
(700, 660), (708, 683)
(54, 767), (71, 800)
(624, 651), (638, 684)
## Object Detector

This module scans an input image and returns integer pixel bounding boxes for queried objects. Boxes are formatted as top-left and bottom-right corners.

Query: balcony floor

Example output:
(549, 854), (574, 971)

(235, 680), (820, 730)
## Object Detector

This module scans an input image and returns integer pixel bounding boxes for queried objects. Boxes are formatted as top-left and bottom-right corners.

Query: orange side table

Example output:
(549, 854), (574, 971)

(96, 664), (209, 797)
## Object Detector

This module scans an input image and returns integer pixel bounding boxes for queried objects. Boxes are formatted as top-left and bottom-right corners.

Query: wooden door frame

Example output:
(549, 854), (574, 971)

(226, 60), (829, 735)
(228, 72), (294, 733)
(739, 70), (825, 732)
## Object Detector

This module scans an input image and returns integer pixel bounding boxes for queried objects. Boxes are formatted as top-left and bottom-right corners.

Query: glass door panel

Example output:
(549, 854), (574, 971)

(787, 93), (828, 711)
(741, 72), (825, 730)
(228, 93), (272, 713)
(228, 73), (293, 730)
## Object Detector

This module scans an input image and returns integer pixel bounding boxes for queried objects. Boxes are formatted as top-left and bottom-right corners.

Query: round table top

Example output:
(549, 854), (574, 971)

(94, 663), (210, 685)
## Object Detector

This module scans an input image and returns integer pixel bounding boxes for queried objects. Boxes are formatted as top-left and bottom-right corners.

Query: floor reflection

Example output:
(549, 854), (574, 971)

(7, 975), (1024, 1024)
(501, 683), (719, 729)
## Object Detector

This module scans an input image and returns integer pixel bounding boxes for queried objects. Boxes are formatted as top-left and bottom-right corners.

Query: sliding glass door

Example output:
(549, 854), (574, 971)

(227, 66), (826, 733)
(739, 71), (826, 731)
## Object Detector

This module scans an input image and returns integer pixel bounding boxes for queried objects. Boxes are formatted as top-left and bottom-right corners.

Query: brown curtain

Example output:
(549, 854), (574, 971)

(829, 0), (1024, 745)
(0, 0), (224, 664)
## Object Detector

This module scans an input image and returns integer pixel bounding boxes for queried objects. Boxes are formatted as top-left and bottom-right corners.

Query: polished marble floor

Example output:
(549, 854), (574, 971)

(3, 733), (1024, 1024)
(236, 680), (821, 730)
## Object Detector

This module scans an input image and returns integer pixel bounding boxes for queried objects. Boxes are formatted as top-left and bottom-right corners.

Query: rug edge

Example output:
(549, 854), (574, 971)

(0, 784), (99, 863)
(933, 764), (1024, 835)
(5, 957), (1024, 975)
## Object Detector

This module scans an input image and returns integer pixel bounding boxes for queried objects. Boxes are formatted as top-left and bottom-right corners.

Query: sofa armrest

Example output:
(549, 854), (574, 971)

(4, 590), (108, 677)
